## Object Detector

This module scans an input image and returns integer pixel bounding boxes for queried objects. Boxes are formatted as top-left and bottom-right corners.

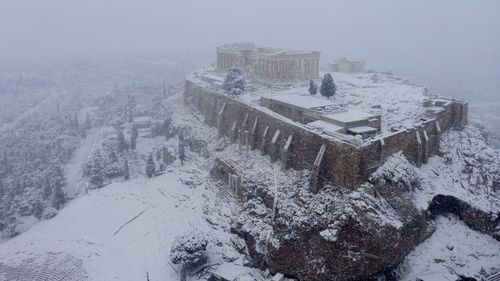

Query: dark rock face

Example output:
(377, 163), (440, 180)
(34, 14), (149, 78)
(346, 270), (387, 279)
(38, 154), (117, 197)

(428, 194), (500, 241)
(231, 181), (430, 281)
(268, 215), (427, 281)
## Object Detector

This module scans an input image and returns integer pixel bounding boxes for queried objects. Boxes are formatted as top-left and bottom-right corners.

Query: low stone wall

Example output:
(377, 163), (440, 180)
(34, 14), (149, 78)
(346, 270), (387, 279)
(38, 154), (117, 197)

(428, 194), (500, 241)
(184, 79), (468, 190)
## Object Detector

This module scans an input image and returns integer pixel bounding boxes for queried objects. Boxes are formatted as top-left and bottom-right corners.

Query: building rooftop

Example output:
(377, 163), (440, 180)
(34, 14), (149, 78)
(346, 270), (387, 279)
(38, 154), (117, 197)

(308, 120), (344, 133)
(348, 126), (378, 134)
(268, 93), (335, 109)
(322, 108), (377, 123)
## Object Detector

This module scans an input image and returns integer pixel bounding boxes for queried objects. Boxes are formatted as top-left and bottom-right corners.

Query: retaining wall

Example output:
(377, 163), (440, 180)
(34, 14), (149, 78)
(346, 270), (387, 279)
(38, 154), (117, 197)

(184, 79), (468, 190)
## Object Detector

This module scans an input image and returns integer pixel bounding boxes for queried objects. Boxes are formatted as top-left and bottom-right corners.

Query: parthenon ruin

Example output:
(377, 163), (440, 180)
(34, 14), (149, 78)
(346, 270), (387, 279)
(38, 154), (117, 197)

(216, 43), (320, 82)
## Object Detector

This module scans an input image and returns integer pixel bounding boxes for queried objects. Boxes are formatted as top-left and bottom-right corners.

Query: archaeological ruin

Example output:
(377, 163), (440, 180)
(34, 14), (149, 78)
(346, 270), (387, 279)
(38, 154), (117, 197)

(186, 43), (469, 192)
(216, 43), (320, 81)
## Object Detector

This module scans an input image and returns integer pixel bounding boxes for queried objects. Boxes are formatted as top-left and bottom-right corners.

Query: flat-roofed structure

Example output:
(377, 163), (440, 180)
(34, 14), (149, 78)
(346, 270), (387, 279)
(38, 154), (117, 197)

(216, 43), (320, 82)
(260, 93), (380, 138)
(330, 58), (365, 73)
(260, 93), (336, 123)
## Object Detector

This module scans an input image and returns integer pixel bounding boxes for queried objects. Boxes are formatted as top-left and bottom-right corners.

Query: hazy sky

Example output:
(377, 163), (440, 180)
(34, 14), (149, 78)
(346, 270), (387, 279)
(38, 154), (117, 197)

(1, 0), (499, 100)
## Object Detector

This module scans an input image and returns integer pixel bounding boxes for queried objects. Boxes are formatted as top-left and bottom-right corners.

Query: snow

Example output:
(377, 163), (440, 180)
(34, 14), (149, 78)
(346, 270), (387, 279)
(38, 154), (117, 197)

(414, 126), (500, 213)
(348, 126), (378, 134)
(267, 93), (335, 109)
(0, 163), (244, 281)
(64, 126), (103, 198)
(307, 120), (344, 133)
(398, 215), (500, 281)
(208, 262), (257, 280)
(319, 228), (338, 242)
(192, 67), (434, 137)
(322, 108), (377, 123)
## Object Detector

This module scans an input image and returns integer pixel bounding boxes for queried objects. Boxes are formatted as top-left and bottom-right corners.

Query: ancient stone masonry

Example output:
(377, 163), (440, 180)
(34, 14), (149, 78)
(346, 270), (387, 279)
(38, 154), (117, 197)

(185, 78), (468, 190)
(216, 43), (320, 82)
(211, 158), (242, 199)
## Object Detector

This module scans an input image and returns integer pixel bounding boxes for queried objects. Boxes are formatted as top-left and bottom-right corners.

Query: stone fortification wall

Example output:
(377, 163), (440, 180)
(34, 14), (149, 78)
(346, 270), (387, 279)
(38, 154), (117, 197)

(184, 79), (468, 190)
(359, 100), (468, 178)
(185, 80), (362, 189)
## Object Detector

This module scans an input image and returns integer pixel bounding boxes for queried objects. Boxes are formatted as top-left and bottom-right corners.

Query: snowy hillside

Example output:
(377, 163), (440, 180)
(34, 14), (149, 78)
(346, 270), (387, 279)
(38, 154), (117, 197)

(0, 59), (499, 281)
(0, 163), (247, 280)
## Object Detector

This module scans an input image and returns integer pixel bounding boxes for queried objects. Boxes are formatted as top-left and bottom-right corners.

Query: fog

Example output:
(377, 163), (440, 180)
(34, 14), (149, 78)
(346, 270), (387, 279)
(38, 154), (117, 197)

(1, 0), (499, 101)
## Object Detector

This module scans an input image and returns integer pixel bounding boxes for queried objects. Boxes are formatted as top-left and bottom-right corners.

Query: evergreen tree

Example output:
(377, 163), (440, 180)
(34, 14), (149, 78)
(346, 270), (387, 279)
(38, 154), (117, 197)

(85, 113), (91, 130)
(0, 177), (3, 199)
(162, 147), (175, 165)
(156, 149), (161, 161)
(73, 114), (79, 129)
(178, 134), (186, 166)
(308, 80), (318, 95)
(130, 125), (138, 150)
(81, 127), (87, 138)
(170, 230), (208, 279)
(42, 176), (52, 200)
(223, 66), (245, 95)
(124, 158), (130, 180)
(320, 73), (337, 99)
(145, 154), (156, 178)
(128, 109), (134, 123)
(89, 150), (104, 188)
(51, 184), (66, 210)
(116, 129), (128, 152)
(33, 200), (43, 220)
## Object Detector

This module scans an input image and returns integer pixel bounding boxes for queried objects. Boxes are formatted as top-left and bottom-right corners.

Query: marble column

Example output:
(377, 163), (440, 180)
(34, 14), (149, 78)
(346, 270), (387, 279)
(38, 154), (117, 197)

(315, 58), (319, 77)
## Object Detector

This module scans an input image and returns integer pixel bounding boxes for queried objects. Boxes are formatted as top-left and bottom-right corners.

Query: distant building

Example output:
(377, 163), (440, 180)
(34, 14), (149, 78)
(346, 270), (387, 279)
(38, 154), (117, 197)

(330, 58), (365, 73)
(133, 116), (151, 129)
(260, 93), (380, 139)
(216, 42), (320, 82)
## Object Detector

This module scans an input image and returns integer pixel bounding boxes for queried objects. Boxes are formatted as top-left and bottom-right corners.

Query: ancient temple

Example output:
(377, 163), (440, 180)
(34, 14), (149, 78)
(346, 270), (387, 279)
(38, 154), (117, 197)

(216, 43), (320, 82)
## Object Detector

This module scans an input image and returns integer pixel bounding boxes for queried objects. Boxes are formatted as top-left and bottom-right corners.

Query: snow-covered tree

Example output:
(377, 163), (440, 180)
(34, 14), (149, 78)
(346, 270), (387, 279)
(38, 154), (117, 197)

(145, 154), (155, 178)
(88, 149), (105, 188)
(128, 109), (134, 123)
(85, 112), (91, 130)
(170, 229), (209, 280)
(0, 177), (4, 199)
(72, 114), (79, 129)
(51, 184), (66, 210)
(130, 125), (138, 150)
(162, 147), (175, 166)
(178, 134), (186, 166)
(308, 80), (318, 95)
(223, 66), (245, 95)
(124, 158), (130, 180)
(33, 200), (43, 220)
(156, 149), (161, 161)
(42, 176), (52, 200)
(116, 129), (128, 152)
(320, 73), (336, 99)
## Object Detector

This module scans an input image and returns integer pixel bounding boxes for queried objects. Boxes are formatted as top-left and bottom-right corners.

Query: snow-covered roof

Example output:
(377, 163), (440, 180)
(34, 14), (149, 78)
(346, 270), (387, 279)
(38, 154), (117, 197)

(348, 126), (378, 134)
(266, 93), (336, 109)
(201, 73), (225, 83)
(322, 108), (376, 123)
(308, 120), (344, 133)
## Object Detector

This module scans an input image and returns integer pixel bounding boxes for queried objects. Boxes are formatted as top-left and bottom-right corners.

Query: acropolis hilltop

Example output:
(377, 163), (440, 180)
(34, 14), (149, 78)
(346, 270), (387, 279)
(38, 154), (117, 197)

(185, 43), (468, 190)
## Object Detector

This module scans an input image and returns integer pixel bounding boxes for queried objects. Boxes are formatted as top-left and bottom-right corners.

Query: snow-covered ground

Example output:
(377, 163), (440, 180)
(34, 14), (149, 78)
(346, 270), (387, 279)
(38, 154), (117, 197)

(192, 68), (435, 134)
(64, 126), (102, 198)
(399, 215), (500, 281)
(0, 160), (245, 280)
